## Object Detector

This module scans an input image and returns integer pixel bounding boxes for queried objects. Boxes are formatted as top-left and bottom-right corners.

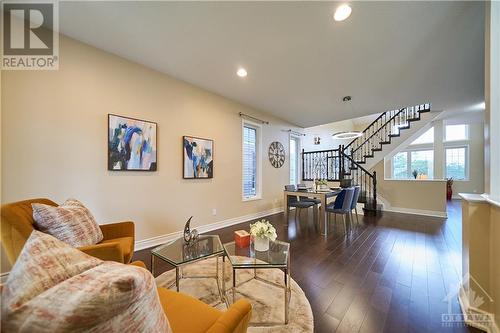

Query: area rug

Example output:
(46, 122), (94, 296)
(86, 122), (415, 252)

(155, 257), (313, 333)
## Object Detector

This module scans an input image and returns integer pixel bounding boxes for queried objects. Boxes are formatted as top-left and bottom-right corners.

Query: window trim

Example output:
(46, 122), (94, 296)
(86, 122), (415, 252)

(392, 149), (435, 179)
(444, 144), (470, 181)
(444, 124), (469, 142)
(242, 119), (262, 201)
(392, 151), (409, 179)
(289, 134), (301, 185)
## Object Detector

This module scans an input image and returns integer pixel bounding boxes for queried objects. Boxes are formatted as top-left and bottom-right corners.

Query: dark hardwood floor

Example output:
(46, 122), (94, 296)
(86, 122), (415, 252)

(133, 201), (482, 333)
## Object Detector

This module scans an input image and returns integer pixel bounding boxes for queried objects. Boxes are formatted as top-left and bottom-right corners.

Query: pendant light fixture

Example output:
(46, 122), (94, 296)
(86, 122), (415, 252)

(332, 96), (363, 139)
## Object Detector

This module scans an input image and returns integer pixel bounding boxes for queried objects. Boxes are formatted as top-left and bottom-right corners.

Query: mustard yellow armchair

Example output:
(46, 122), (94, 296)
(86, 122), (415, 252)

(1, 198), (135, 265)
(129, 261), (252, 333)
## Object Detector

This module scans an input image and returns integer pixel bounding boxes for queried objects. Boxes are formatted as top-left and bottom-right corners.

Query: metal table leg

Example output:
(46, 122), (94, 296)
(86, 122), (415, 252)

(222, 255), (226, 303)
(232, 268), (236, 303)
(284, 192), (289, 226)
(283, 268), (288, 324)
(320, 193), (328, 236)
(175, 266), (180, 292)
(151, 254), (155, 277)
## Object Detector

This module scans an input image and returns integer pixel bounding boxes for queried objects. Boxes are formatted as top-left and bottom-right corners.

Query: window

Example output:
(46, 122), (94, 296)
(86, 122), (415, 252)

(446, 147), (468, 180)
(242, 122), (261, 200)
(410, 150), (434, 179)
(445, 124), (468, 142)
(392, 152), (408, 179)
(411, 127), (434, 145)
(289, 137), (300, 185)
(392, 150), (434, 179)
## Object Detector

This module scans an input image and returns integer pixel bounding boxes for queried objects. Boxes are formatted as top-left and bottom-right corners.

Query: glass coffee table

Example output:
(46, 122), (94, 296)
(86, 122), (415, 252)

(223, 240), (291, 325)
(151, 235), (224, 298)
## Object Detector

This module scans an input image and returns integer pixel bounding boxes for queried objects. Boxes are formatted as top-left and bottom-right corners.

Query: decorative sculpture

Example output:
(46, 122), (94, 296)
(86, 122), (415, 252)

(183, 216), (199, 244)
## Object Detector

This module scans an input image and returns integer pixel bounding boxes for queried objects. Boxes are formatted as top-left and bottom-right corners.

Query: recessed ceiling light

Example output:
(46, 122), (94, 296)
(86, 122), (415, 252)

(334, 4), (352, 22)
(237, 68), (248, 77)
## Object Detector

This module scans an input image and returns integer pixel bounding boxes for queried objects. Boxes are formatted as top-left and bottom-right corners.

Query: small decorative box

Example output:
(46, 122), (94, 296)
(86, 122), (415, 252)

(234, 230), (250, 248)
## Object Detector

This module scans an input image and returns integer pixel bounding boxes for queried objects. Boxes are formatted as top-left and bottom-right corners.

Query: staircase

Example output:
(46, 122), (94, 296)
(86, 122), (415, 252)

(302, 103), (433, 213)
(343, 103), (433, 171)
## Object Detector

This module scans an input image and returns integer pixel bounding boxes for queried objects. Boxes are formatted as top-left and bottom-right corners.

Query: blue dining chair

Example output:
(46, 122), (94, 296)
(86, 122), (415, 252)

(325, 187), (355, 233)
(350, 186), (361, 224)
(285, 185), (316, 224)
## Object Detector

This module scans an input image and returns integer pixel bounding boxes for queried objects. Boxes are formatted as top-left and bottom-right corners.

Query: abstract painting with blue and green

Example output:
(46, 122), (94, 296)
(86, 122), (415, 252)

(183, 136), (213, 178)
(108, 114), (157, 171)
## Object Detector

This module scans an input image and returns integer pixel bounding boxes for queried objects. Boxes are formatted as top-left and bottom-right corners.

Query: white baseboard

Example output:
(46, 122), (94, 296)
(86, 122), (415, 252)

(383, 206), (447, 218)
(458, 285), (499, 333)
(135, 207), (284, 251)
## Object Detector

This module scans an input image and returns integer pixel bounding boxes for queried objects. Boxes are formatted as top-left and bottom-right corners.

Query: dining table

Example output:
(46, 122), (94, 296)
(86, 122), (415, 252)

(283, 188), (342, 236)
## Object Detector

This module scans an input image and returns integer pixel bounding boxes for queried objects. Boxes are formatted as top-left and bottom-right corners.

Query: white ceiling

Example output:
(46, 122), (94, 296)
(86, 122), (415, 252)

(59, 1), (485, 127)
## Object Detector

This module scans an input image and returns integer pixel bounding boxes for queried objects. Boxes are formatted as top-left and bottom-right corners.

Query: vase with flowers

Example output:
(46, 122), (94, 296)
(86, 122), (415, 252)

(315, 179), (328, 191)
(249, 219), (277, 251)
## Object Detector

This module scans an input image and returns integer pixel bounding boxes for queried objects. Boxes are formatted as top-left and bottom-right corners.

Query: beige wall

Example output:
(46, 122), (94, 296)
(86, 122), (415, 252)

(460, 197), (500, 330)
(1, 36), (299, 273)
(374, 161), (447, 214)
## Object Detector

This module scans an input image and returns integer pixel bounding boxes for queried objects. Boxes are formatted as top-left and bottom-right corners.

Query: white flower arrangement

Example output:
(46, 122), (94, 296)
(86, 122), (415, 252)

(249, 219), (277, 241)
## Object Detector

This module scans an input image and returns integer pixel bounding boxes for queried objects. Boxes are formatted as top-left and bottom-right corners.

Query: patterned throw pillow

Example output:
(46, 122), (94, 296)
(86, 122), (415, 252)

(1, 231), (172, 333)
(32, 199), (104, 247)
(1, 230), (101, 313)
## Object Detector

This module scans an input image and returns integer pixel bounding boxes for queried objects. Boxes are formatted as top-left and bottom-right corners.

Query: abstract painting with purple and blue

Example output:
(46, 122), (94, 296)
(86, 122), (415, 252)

(183, 136), (213, 179)
(108, 114), (157, 171)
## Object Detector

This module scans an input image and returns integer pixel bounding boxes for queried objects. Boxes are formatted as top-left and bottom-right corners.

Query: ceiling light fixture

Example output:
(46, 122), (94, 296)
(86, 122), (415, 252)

(236, 68), (248, 77)
(332, 95), (363, 140)
(334, 4), (352, 22)
(332, 131), (363, 139)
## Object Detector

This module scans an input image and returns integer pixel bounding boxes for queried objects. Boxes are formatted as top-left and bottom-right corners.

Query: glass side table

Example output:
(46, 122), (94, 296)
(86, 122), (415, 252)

(151, 235), (225, 300)
(223, 240), (291, 325)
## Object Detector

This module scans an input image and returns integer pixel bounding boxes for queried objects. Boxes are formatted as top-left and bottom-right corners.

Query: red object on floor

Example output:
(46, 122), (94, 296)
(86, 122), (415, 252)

(447, 186), (453, 200)
(234, 230), (250, 248)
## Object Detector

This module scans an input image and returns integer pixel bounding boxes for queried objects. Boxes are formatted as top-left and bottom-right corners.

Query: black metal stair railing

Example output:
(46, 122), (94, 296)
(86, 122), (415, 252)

(300, 103), (431, 212)
(344, 103), (431, 164)
(339, 147), (377, 211)
(302, 148), (341, 181)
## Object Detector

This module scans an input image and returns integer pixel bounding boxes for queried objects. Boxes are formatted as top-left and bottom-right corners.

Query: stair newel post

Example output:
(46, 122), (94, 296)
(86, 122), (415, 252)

(302, 149), (305, 181)
(340, 145), (344, 181)
(362, 171), (365, 202)
(373, 171), (377, 210)
(367, 171), (370, 205)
